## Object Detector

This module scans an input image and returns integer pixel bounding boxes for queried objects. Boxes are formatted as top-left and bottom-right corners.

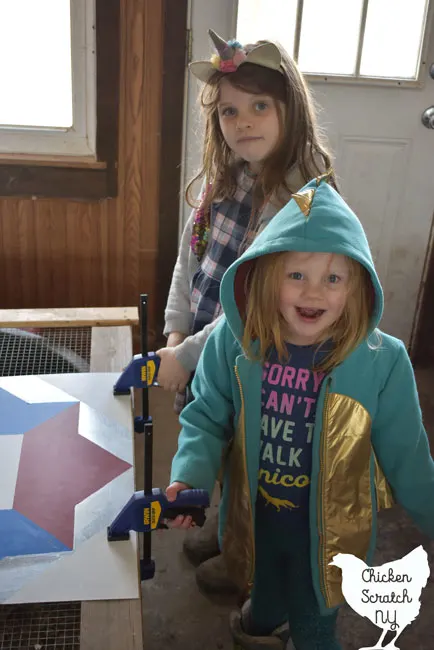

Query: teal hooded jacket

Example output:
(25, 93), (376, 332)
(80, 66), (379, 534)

(171, 175), (434, 613)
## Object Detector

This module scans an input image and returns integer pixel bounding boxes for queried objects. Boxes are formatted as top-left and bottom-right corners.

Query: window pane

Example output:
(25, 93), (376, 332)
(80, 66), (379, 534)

(360, 0), (428, 78)
(298, 0), (364, 74)
(0, 0), (72, 128)
(236, 0), (297, 55)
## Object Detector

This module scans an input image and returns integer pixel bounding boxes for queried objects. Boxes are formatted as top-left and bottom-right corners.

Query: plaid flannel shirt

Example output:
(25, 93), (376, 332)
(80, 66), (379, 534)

(190, 168), (257, 335)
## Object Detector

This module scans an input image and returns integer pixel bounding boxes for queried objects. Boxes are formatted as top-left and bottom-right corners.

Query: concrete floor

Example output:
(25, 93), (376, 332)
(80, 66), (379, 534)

(138, 367), (434, 650)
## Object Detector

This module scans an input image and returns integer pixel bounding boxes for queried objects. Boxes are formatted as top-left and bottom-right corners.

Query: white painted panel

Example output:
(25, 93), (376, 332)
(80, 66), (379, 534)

(42, 373), (133, 431)
(0, 435), (23, 509)
(74, 469), (135, 546)
(0, 373), (138, 604)
(0, 376), (78, 404)
(5, 529), (139, 604)
(78, 404), (134, 464)
(337, 137), (410, 284)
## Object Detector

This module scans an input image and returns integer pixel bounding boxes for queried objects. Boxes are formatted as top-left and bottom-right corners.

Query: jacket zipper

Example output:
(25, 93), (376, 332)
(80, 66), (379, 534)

(318, 377), (331, 606)
(234, 364), (255, 588)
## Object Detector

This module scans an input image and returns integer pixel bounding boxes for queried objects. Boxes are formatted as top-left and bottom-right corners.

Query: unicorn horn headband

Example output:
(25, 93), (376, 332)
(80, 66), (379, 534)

(189, 29), (283, 83)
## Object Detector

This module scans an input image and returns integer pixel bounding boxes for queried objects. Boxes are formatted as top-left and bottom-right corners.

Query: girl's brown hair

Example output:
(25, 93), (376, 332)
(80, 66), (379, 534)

(186, 41), (336, 212)
(241, 252), (375, 373)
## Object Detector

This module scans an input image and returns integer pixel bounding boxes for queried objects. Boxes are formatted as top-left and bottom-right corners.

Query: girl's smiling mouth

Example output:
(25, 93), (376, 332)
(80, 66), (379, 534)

(296, 307), (326, 321)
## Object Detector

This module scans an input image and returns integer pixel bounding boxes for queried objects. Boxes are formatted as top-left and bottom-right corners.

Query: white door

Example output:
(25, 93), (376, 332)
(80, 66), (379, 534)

(182, 0), (434, 346)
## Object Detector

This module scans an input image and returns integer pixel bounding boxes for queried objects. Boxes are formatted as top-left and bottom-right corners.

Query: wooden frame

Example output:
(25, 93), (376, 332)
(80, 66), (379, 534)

(0, 0), (120, 201)
(155, 0), (188, 336)
(0, 307), (138, 329)
(82, 321), (143, 650)
(0, 306), (143, 650)
(410, 213), (434, 366)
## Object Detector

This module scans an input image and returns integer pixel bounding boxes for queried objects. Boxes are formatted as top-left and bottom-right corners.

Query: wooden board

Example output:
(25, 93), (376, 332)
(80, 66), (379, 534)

(81, 325), (144, 650)
(81, 599), (144, 650)
(0, 307), (139, 328)
(90, 326), (133, 373)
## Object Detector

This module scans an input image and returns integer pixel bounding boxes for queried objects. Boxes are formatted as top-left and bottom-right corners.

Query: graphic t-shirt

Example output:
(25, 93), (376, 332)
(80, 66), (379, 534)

(257, 342), (328, 527)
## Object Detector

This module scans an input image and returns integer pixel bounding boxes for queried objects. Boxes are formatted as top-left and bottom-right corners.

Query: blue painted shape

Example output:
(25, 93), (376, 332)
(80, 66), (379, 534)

(0, 510), (70, 560)
(0, 388), (74, 435)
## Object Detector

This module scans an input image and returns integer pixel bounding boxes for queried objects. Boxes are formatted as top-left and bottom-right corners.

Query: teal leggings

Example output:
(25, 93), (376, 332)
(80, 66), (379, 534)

(250, 513), (342, 650)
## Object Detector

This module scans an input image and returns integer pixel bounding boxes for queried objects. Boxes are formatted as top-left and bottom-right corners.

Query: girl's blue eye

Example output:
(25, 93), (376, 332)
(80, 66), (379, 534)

(255, 101), (268, 112)
(289, 272), (303, 280)
(328, 274), (340, 284)
(221, 106), (236, 117)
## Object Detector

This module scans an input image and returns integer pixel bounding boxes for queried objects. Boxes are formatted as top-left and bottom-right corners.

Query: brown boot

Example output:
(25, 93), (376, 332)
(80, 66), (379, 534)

(230, 599), (290, 650)
(183, 509), (220, 566)
(196, 553), (240, 597)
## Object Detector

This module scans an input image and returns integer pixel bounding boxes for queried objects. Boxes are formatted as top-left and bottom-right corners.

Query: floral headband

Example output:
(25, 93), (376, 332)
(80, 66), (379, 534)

(189, 29), (283, 83)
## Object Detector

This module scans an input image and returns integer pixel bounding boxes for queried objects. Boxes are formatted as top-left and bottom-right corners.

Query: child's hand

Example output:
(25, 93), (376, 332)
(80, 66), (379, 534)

(156, 347), (191, 392)
(165, 481), (195, 529)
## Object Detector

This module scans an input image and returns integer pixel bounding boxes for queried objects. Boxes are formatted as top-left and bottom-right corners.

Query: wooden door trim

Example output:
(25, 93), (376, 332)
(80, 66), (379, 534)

(155, 0), (189, 340)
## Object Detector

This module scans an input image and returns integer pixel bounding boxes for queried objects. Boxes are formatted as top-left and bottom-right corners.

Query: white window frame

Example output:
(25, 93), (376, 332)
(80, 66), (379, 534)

(232, 0), (434, 88)
(0, 0), (96, 158)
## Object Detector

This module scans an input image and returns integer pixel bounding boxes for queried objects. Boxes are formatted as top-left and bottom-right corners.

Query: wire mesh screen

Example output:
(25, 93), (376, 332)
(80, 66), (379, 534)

(0, 326), (90, 648)
(0, 602), (80, 650)
(0, 327), (91, 377)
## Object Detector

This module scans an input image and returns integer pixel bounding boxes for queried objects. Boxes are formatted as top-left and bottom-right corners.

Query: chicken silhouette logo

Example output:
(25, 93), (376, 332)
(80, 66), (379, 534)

(330, 546), (430, 649)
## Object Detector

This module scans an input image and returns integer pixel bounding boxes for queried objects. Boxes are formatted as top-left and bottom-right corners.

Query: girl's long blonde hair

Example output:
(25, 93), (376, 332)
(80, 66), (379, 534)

(241, 252), (375, 373)
(186, 41), (336, 212)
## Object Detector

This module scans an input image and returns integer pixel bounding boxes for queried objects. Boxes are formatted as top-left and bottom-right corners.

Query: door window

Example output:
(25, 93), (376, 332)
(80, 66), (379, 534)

(236, 0), (432, 85)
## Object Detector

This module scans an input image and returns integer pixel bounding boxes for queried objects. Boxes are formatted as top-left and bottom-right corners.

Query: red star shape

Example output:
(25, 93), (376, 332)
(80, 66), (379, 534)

(13, 403), (131, 548)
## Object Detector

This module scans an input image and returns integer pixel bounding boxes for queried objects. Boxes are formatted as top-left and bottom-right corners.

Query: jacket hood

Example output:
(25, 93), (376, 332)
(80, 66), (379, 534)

(220, 174), (383, 342)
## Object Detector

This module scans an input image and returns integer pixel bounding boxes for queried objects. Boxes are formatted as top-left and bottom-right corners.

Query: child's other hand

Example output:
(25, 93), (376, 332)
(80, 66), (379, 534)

(165, 481), (195, 529)
(156, 347), (190, 392)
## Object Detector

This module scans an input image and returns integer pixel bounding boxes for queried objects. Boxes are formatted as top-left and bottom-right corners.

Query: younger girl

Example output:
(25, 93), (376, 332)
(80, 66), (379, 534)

(158, 28), (335, 592)
(167, 174), (434, 650)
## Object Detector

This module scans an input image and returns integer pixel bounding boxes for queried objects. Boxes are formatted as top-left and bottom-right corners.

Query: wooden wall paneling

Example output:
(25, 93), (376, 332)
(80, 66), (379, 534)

(79, 204), (98, 307)
(122, 0), (145, 313)
(50, 201), (69, 309)
(16, 200), (28, 306)
(140, 0), (164, 341)
(106, 199), (123, 307)
(1, 200), (23, 306)
(16, 201), (36, 307)
(17, 199), (32, 307)
(34, 200), (68, 308)
(141, 0), (163, 255)
(96, 200), (110, 306)
(3, 200), (19, 305)
(64, 202), (82, 307)
(33, 201), (51, 305)
(0, 201), (5, 295)
(66, 201), (102, 308)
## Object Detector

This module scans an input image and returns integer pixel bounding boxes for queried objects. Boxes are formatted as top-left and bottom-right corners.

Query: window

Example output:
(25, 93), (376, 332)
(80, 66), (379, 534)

(0, 0), (120, 200)
(235, 0), (432, 85)
(0, 0), (95, 157)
